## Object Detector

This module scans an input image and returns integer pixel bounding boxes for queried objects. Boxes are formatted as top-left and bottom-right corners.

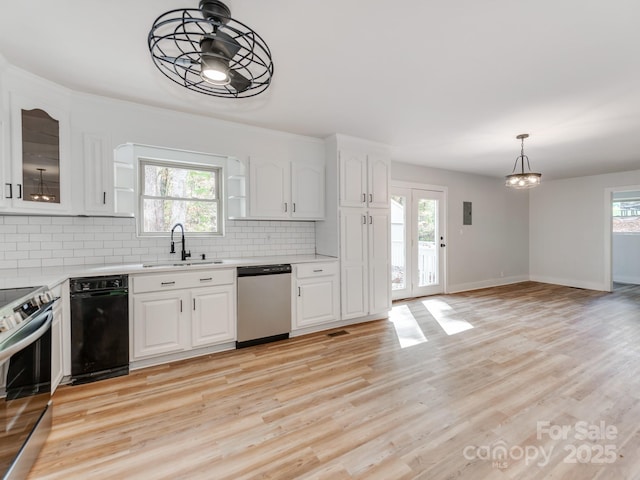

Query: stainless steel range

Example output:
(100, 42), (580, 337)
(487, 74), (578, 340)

(0, 285), (56, 479)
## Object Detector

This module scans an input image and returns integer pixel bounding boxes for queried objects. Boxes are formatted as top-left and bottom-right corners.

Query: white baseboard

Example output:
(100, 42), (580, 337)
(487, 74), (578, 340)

(447, 275), (529, 294)
(290, 312), (389, 337)
(612, 275), (640, 285)
(130, 341), (236, 370)
(529, 275), (609, 292)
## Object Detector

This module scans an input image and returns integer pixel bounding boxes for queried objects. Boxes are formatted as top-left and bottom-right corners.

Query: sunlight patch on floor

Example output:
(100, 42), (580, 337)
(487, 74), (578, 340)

(389, 304), (428, 348)
(422, 298), (474, 335)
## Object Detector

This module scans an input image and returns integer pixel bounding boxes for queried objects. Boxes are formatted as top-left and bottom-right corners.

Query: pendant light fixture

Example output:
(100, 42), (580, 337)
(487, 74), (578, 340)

(148, 1), (273, 98)
(30, 168), (56, 202)
(505, 134), (542, 189)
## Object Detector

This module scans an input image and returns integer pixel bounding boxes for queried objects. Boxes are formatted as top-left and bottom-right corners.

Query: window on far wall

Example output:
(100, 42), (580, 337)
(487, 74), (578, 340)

(612, 199), (640, 233)
(138, 159), (222, 236)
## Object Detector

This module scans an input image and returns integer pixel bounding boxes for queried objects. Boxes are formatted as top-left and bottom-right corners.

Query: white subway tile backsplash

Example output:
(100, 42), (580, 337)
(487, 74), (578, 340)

(3, 217), (28, 225)
(0, 225), (18, 234)
(0, 216), (316, 268)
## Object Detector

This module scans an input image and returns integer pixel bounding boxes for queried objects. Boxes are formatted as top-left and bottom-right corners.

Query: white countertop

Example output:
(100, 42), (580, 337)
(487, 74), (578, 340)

(0, 254), (338, 289)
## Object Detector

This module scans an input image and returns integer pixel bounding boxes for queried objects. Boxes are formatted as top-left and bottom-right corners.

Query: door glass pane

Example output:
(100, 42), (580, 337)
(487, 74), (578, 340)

(22, 109), (60, 204)
(418, 198), (438, 286)
(391, 195), (406, 291)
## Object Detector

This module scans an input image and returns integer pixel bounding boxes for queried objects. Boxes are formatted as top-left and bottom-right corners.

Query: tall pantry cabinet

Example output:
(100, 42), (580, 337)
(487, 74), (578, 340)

(316, 134), (391, 321)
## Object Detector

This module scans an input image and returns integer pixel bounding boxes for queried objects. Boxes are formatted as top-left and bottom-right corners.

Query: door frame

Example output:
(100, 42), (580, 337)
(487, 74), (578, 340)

(604, 184), (640, 291)
(391, 181), (448, 299)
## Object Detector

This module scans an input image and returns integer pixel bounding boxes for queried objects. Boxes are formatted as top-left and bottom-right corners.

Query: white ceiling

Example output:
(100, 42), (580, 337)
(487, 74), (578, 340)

(1, 0), (639, 180)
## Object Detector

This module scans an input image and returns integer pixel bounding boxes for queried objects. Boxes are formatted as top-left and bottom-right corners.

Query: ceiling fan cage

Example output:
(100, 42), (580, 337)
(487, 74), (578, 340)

(148, 5), (273, 98)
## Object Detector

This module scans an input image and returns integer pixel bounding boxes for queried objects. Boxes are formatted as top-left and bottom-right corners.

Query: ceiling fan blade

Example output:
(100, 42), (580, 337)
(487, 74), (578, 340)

(229, 69), (251, 92)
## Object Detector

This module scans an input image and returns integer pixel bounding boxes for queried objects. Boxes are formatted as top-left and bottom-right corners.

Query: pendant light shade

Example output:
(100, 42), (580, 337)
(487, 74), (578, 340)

(30, 168), (56, 202)
(148, 1), (274, 98)
(505, 134), (541, 189)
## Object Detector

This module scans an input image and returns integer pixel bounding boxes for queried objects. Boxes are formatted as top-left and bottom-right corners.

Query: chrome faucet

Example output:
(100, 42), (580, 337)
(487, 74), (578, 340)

(170, 223), (191, 261)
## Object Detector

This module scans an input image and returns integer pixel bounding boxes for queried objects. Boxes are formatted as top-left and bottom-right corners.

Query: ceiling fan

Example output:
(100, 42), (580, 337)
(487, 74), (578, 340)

(148, 0), (274, 98)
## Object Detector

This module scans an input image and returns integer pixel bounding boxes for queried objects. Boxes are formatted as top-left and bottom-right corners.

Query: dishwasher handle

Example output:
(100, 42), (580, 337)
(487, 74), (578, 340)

(237, 264), (292, 277)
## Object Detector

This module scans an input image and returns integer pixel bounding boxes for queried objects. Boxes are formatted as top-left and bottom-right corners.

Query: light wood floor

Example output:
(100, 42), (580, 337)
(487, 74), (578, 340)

(29, 282), (640, 479)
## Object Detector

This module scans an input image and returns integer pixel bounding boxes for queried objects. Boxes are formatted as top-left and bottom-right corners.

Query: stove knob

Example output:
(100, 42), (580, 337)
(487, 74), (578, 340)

(0, 317), (9, 332)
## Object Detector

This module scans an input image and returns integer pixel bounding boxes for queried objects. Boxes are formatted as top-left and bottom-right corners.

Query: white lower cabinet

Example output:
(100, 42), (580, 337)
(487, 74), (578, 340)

(131, 269), (236, 362)
(340, 208), (391, 320)
(133, 291), (187, 358)
(293, 262), (339, 331)
(191, 285), (236, 348)
(51, 292), (63, 394)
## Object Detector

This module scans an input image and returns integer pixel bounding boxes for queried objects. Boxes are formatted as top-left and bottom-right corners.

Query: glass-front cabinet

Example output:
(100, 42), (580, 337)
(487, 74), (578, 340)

(2, 92), (71, 213)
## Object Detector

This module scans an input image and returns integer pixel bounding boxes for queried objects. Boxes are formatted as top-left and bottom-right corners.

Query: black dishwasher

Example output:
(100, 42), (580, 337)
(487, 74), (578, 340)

(70, 275), (129, 384)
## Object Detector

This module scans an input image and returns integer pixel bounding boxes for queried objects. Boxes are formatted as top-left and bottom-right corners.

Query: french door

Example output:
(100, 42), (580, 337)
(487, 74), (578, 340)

(391, 187), (445, 300)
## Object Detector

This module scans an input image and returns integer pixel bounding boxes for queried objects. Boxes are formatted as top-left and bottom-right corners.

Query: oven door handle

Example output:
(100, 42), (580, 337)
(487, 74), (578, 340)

(0, 309), (52, 364)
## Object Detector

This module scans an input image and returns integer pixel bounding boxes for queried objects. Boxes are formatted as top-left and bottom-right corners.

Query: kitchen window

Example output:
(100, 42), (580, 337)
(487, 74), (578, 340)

(138, 159), (223, 236)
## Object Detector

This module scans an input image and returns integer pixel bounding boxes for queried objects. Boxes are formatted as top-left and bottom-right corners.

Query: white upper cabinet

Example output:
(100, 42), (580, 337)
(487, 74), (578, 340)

(83, 132), (114, 215)
(3, 90), (72, 214)
(339, 150), (390, 209)
(249, 157), (290, 219)
(249, 157), (325, 220)
(339, 150), (367, 207)
(291, 161), (324, 219)
(367, 154), (391, 208)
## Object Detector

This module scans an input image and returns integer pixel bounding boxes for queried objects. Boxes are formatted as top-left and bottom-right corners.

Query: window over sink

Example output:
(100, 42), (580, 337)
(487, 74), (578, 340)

(138, 158), (223, 236)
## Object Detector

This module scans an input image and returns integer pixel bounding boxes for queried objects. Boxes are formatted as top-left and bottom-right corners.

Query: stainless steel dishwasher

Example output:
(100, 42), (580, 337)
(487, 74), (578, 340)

(236, 264), (291, 348)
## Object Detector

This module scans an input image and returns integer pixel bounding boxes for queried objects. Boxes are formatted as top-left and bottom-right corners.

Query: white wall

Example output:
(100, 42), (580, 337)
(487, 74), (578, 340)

(391, 162), (529, 292)
(529, 169), (640, 290)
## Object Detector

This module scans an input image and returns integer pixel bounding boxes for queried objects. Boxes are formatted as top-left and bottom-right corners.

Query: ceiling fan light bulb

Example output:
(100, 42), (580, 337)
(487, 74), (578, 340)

(202, 68), (228, 82)
(200, 55), (231, 85)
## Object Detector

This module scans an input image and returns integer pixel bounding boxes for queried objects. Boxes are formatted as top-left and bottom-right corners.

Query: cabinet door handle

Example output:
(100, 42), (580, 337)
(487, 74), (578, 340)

(5, 183), (12, 199)
(17, 184), (22, 199)
(298, 286), (301, 297)
(180, 300), (183, 313)
(369, 215), (373, 224)
(362, 215), (366, 224)
(313, 269), (323, 273)
(193, 299), (196, 311)
(362, 193), (366, 203)
(284, 202), (288, 212)
(293, 202), (296, 213)
(161, 281), (175, 286)
(103, 191), (106, 204)
(200, 277), (212, 282)
(369, 193), (373, 203)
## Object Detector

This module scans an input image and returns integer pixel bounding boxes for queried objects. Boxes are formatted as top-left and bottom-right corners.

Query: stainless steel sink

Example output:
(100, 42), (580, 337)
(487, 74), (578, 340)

(142, 260), (225, 268)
